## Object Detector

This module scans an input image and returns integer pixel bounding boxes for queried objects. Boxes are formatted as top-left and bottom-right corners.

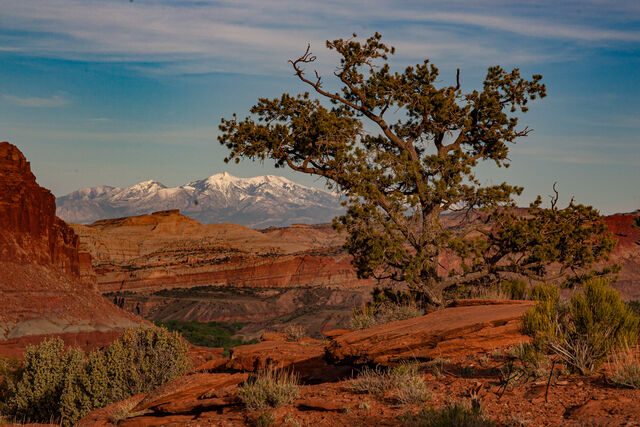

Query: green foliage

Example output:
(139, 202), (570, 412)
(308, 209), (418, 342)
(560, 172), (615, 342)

(104, 326), (190, 399)
(0, 355), (22, 416)
(239, 368), (300, 411)
(501, 279), (527, 300)
(219, 32), (614, 306)
(521, 283), (561, 343)
(628, 300), (640, 317)
(154, 320), (257, 352)
(401, 401), (496, 427)
(4, 338), (70, 424)
(522, 279), (640, 374)
(1, 326), (190, 426)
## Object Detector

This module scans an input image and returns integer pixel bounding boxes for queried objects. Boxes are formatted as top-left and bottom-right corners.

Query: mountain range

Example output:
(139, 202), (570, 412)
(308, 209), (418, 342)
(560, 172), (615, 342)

(56, 173), (345, 228)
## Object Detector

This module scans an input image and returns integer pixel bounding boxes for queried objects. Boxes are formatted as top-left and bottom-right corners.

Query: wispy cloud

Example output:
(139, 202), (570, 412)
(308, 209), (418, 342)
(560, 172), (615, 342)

(0, 0), (637, 74)
(2, 94), (69, 107)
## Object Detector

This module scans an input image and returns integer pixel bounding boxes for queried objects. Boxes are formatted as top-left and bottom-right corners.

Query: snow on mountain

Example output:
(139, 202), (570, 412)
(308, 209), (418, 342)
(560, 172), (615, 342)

(56, 173), (345, 228)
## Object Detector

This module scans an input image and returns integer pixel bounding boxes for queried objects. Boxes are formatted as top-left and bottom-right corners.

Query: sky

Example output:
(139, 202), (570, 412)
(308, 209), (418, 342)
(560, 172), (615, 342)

(0, 0), (638, 214)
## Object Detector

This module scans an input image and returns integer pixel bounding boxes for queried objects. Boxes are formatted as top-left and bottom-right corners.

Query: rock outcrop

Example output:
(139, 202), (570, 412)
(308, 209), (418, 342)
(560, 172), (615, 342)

(0, 142), (80, 275)
(71, 210), (366, 293)
(71, 210), (373, 336)
(79, 300), (640, 426)
(0, 142), (141, 347)
(326, 300), (535, 364)
(603, 214), (640, 298)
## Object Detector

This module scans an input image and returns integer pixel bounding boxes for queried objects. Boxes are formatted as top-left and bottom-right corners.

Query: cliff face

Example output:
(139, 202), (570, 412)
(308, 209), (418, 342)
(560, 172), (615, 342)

(0, 142), (140, 345)
(603, 214), (640, 298)
(71, 210), (369, 293)
(71, 210), (373, 335)
(0, 142), (79, 274)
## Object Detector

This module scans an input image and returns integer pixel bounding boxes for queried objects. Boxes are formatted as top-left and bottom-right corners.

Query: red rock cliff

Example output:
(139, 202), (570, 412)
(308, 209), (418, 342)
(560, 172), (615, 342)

(0, 142), (141, 346)
(0, 141), (79, 275)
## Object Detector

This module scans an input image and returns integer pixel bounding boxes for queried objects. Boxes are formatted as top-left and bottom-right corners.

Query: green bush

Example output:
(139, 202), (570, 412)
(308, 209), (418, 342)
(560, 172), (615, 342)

(154, 320), (257, 353)
(105, 326), (190, 399)
(501, 279), (527, 300)
(401, 401), (496, 426)
(522, 283), (561, 344)
(522, 279), (640, 374)
(1, 326), (190, 426)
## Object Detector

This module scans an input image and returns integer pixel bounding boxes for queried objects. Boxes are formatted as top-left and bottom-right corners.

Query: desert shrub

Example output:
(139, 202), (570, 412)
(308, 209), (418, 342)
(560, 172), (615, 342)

(377, 302), (425, 323)
(609, 346), (640, 389)
(401, 401), (496, 427)
(0, 355), (22, 416)
(2, 326), (190, 426)
(4, 338), (71, 424)
(522, 279), (640, 374)
(425, 358), (449, 379)
(283, 324), (306, 342)
(628, 300), (640, 317)
(508, 342), (549, 378)
(350, 305), (378, 330)
(254, 410), (276, 427)
(104, 326), (190, 399)
(239, 368), (300, 411)
(351, 302), (424, 330)
(501, 279), (528, 300)
(351, 362), (430, 405)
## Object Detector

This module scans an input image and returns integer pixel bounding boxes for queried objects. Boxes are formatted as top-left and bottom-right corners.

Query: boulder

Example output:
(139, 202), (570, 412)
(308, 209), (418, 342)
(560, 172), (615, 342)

(326, 300), (535, 364)
(76, 393), (147, 427)
(133, 372), (249, 414)
(226, 340), (351, 382)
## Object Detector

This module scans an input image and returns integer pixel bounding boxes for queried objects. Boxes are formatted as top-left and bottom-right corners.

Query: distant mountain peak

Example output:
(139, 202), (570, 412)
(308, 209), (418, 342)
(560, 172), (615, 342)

(56, 173), (344, 228)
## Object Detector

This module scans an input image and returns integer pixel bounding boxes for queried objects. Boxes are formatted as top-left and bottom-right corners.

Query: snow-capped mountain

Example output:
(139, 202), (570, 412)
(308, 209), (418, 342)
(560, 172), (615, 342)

(56, 173), (345, 228)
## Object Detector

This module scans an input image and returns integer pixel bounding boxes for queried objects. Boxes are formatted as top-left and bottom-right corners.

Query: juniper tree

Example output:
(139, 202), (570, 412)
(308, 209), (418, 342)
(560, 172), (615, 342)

(219, 33), (616, 306)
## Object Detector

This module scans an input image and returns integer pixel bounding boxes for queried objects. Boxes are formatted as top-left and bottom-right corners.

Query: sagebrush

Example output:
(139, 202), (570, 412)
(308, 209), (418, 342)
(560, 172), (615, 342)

(522, 279), (640, 374)
(401, 400), (496, 427)
(0, 326), (190, 426)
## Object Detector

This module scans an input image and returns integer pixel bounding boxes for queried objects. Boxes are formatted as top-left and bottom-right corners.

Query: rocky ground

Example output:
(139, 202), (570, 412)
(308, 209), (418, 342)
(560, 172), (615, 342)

(78, 300), (640, 426)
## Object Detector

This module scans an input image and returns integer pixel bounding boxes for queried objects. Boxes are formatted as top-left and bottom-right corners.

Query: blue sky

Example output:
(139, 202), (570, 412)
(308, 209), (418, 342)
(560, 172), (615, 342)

(0, 0), (638, 214)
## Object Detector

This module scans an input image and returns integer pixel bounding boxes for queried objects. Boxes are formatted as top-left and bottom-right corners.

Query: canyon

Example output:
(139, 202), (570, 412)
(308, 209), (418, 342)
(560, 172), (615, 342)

(69, 204), (640, 339)
(70, 209), (374, 337)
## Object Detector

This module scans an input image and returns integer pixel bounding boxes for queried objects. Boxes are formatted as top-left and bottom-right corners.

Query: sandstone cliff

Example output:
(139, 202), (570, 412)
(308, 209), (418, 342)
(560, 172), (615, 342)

(70, 210), (368, 293)
(0, 142), (141, 347)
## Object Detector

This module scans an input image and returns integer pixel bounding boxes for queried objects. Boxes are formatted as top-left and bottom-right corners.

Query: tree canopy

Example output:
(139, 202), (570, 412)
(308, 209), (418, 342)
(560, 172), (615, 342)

(219, 33), (616, 305)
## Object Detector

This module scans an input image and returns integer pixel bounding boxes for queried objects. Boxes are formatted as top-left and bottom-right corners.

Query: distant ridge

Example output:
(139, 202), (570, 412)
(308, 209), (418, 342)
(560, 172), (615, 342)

(56, 173), (344, 228)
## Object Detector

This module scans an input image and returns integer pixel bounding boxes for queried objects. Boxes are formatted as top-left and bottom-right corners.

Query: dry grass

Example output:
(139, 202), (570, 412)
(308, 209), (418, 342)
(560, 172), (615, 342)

(350, 302), (424, 330)
(350, 361), (430, 405)
(239, 367), (300, 411)
(284, 324), (306, 342)
(609, 346), (640, 389)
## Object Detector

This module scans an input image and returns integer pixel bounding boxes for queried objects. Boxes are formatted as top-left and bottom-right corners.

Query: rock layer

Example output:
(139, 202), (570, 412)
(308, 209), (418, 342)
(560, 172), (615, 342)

(71, 210), (367, 293)
(0, 142), (141, 343)
(325, 300), (536, 364)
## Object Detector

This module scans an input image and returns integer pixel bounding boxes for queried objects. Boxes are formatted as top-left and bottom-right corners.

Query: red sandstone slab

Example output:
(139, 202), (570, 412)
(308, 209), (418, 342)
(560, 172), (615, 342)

(326, 300), (535, 364)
